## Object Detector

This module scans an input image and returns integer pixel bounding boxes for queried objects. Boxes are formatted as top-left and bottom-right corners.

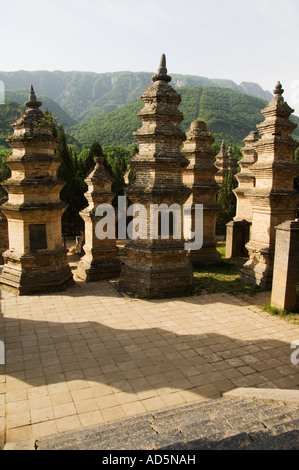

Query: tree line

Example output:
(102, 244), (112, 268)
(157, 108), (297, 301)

(0, 111), (298, 239)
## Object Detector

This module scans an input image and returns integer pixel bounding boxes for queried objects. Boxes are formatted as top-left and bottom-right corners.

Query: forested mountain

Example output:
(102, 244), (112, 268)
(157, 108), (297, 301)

(69, 86), (299, 149)
(0, 70), (273, 123)
(1, 85), (298, 151)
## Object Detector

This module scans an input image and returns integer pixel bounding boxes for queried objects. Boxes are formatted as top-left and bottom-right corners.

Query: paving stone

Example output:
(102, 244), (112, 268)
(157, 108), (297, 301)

(3, 281), (299, 450)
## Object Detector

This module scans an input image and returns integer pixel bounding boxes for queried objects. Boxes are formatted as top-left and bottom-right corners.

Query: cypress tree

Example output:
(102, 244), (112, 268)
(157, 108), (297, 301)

(78, 139), (103, 180)
(216, 170), (237, 225)
(56, 125), (87, 236)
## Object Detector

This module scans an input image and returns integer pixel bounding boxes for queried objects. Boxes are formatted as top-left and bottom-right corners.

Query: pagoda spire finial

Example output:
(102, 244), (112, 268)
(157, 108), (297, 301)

(25, 84), (42, 109)
(152, 54), (172, 83)
(158, 54), (167, 75)
(274, 81), (284, 96)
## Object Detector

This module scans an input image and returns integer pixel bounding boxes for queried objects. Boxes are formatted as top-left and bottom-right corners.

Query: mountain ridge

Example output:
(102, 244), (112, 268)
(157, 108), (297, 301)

(68, 86), (299, 149)
(1, 86), (298, 151)
(0, 70), (273, 123)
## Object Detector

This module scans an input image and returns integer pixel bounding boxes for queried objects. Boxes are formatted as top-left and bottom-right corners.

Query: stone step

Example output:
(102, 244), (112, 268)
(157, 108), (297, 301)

(184, 418), (299, 450)
(151, 397), (296, 431)
(153, 401), (299, 450)
(35, 393), (299, 450)
(261, 413), (299, 432)
(162, 429), (299, 450)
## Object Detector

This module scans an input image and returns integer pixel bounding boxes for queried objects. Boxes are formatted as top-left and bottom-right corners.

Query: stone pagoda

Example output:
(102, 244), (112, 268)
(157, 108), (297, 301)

(118, 55), (193, 298)
(227, 146), (238, 175)
(77, 148), (121, 282)
(0, 86), (73, 294)
(241, 82), (299, 288)
(182, 119), (220, 263)
(233, 131), (259, 223)
(226, 131), (259, 258)
(215, 140), (230, 185)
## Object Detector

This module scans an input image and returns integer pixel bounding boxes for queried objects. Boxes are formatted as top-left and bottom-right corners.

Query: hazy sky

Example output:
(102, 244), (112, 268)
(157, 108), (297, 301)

(1, 0), (299, 113)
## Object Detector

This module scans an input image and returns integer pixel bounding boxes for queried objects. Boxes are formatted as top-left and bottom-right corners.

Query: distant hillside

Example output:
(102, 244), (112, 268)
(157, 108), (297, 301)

(0, 70), (273, 123)
(1, 85), (298, 152)
(69, 100), (143, 149)
(0, 100), (24, 146)
(0, 90), (76, 147)
(68, 86), (299, 149)
(5, 90), (76, 127)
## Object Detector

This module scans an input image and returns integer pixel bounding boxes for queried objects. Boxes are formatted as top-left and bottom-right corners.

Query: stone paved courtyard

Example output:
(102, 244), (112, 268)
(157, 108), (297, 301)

(1, 266), (299, 448)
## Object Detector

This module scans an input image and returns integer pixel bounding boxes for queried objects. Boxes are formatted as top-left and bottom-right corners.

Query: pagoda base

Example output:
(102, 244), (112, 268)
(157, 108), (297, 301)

(226, 220), (251, 258)
(77, 256), (121, 282)
(189, 242), (221, 264)
(0, 248), (74, 295)
(119, 256), (193, 299)
(240, 244), (274, 289)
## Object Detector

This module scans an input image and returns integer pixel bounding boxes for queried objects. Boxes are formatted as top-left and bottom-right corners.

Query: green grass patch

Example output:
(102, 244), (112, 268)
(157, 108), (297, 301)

(193, 241), (265, 297)
(262, 303), (299, 324)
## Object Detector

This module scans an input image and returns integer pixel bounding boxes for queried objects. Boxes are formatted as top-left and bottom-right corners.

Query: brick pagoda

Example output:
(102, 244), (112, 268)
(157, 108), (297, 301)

(0, 86), (73, 294)
(227, 146), (238, 175)
(241, 82), (299, 288)
(77, 148), (121, 281)
(226, 131), (259, 258)
(118, 55), (193, 298)
(215, 140), (229, 185)
(182, 119), (220, 263)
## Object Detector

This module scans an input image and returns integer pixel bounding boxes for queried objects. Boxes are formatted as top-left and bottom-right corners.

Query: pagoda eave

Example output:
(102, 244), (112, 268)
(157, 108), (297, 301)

(1, 201), (67, 212)
(5, 155), (60, 164)
(3, 179), (64, 189)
